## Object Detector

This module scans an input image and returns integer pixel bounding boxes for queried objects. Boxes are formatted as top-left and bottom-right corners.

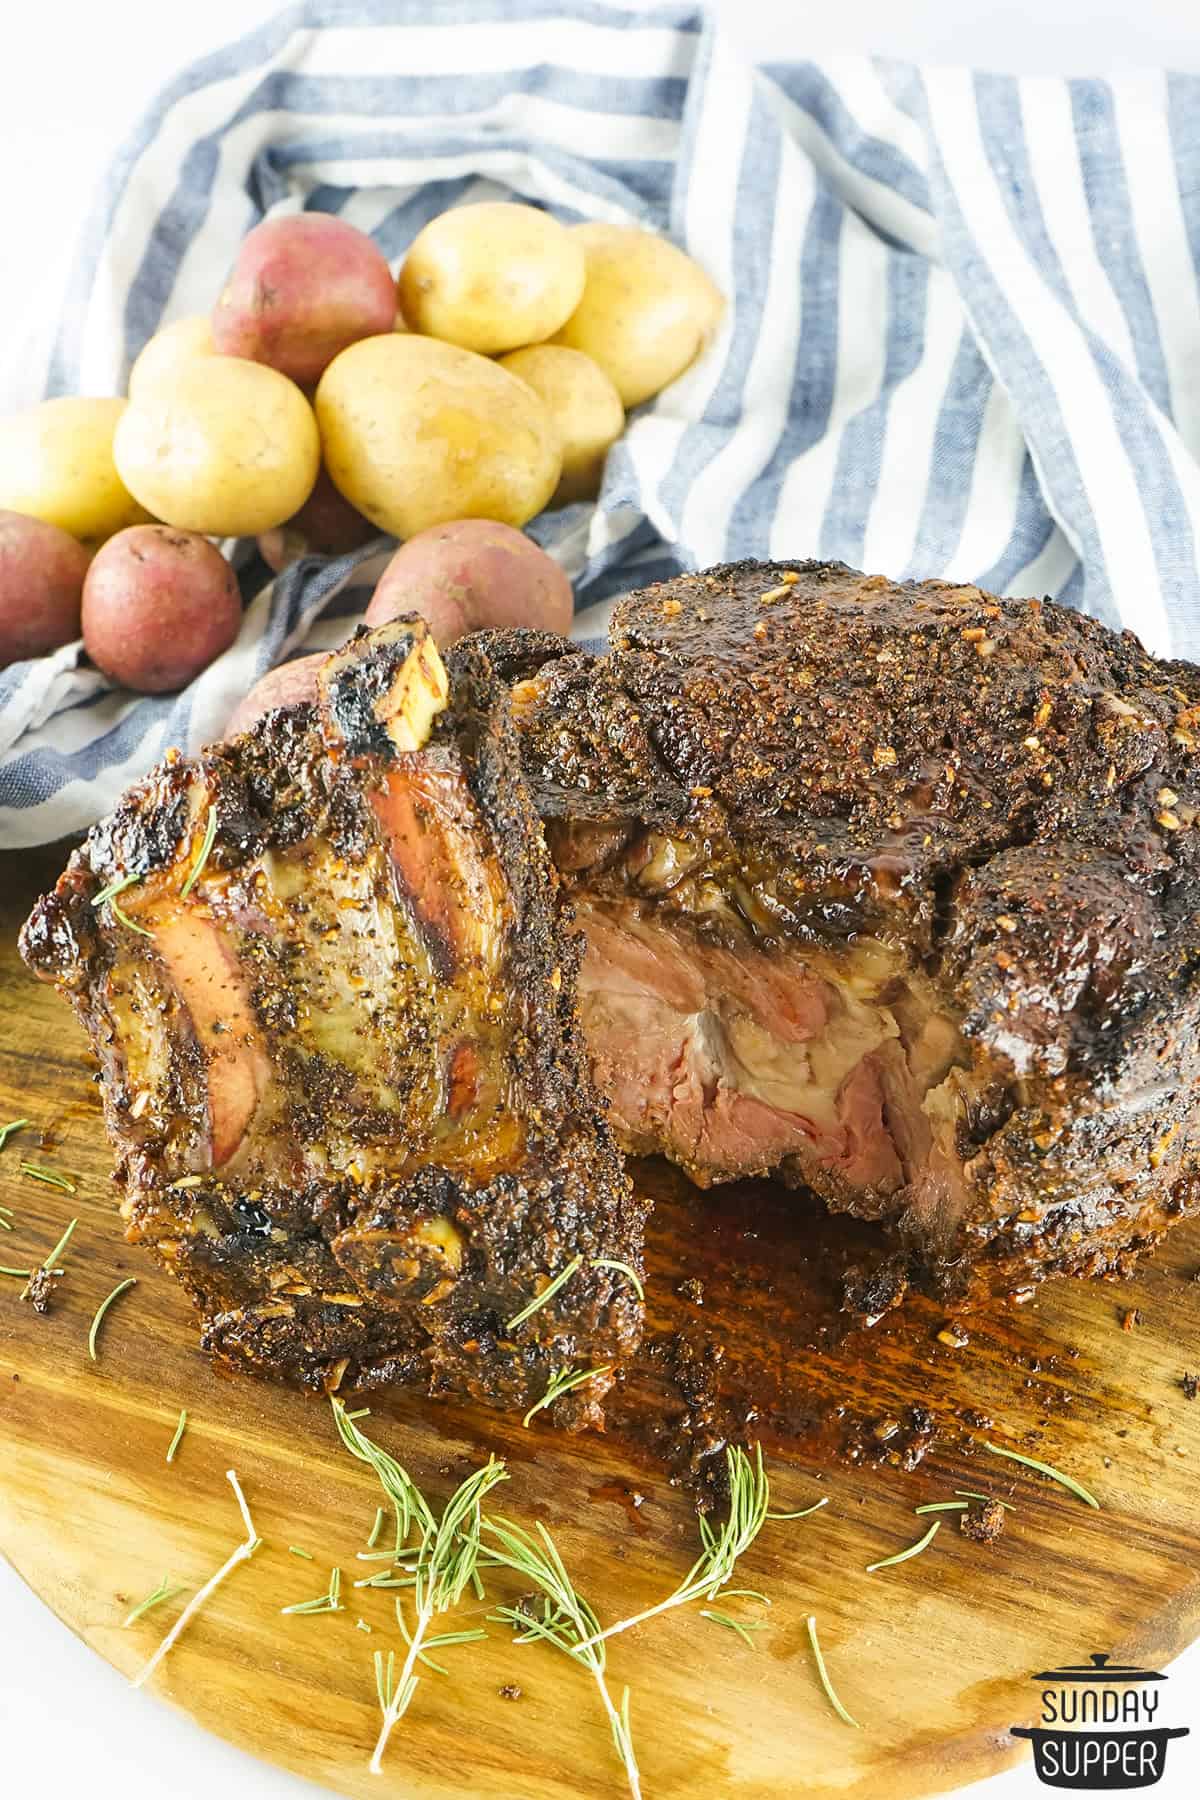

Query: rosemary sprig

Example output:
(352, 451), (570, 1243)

(92, 872), (139, 908)
(573, 1443), (773, 1654)
(88, 1278), (137, 1360)
(806, 1615), (860, 1728)
(281, 1566), (342, 1616)
(591, 1257), (646, 1303)
(123, 1576), (188, 1629)
(369, 1456), (507, 1772)
(166, 1409), (188, 1464)
(133, 1470), (262, 1689)
(507, 1254), (583, 1330)
(180, 806), (218, 898)
(0, 1119), (30, 1152)
(330, 1400), (507, 1771)
(393, 1597), (487, 1674)
(20, 1162), (76, 1194)
(483, 1514), (641, 1799)
(982, 1441), (1099, 1509)
(866, 1519), (941, 1573)
(522, 1363), (612, 1429)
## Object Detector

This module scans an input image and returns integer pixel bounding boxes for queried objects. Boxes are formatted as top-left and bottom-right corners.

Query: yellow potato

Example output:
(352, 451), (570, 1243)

(499, 345), (624, 504)
(128, 315), (216, 400)
(0, 397), (151, 545)
(114, 357), (320, 537)
(316, 333), (561, 537)
(550, 223), (724, 408)
(398, 203), (585, 354)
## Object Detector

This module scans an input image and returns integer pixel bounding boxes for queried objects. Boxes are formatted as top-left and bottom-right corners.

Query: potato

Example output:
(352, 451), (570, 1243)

(128, 315), (215, 400)
(213, 214), (398, 387)
(550, 223), (724, 408)
(82, 526), (241, 693)
(258, 468), (378, 572)
(114, 357), (319, 537)
(0, 397), (151, 546)
(0, 510), (91, 666)
(398, 203), (585, 355)
(224, 651), (327, 737)
(498, 345), (624, 504)
(365, 519), (572, 645)
(316, 334), (561, 537)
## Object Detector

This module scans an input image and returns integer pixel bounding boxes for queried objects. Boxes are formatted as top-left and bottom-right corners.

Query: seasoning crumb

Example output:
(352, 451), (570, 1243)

(959, 1499), (1005, 1543)
(20, 1266), (58, 1313)
(1121, 1307), (1141, 1332)
(499, 1684), (522, 1701)
(937, 1322), (969, 1349)
(676, 1277), (704, 1305)
(660, 598), (683, 617)
(1182, 1372), (1198, 1401)
(873, 745), (897, 769)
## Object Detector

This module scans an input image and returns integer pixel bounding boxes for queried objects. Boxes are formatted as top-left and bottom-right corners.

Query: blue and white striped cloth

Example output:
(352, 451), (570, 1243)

(4, 0), (1200, 846)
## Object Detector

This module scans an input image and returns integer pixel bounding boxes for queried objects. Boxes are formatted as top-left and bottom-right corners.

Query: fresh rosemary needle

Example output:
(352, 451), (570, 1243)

(91, 872), (139, 908)
(866, 1519), (941, 1573)
(982, 1441), (1099, 1509)
(0, 1118), (30, 1152)
(591, 1258), (646, 1303)
(281, 1566), (342, 1616)
(366, 1506), (385, 1549)
(289, 1546), (314, 1560)
(20, 1162), (76, 1194)
(522, 1363), (612, 1428)
(483, 1514), (641, 1799)
(954, 1490), (1014, 1510)
(180, 806), (218, 898)
(166, 1409), (188, 1464)
(913, 1501), (969, 1515)
(806, 1615), (860, 1728)
(88, 1278), (137, 1360)
(123, 1576), (188, 1629)
(132, 1470), (262, 1689)
(767, 1496), (829, 1522)
(110, 899), (154, 939)
(506, 1254), (583, 1330)
(700, 1609), (765, 1648)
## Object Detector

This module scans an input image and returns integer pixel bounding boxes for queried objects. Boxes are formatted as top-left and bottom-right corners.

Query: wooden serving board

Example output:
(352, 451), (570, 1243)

(2, 843), (1200, 1800)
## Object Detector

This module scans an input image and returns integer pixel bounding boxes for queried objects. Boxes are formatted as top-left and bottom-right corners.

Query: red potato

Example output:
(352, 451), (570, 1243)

(212, 214), (398, 388)
(257, 467), (378, 573)
(0, 510), (91, 666)
(223, 651), (327, 737)
(82, 526), (241, 693)
(364, 520), (572, 647)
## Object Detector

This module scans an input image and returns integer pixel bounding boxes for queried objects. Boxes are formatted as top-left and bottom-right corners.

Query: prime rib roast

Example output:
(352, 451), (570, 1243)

(22, 558), (1200, 1412)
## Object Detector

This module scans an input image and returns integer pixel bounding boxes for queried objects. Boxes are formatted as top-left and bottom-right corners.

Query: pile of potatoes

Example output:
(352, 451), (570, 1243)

(0, 204), (722, 692)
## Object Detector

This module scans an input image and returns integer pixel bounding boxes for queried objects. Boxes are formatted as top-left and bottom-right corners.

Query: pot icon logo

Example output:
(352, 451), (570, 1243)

(1012, 1652), (1189, 1789)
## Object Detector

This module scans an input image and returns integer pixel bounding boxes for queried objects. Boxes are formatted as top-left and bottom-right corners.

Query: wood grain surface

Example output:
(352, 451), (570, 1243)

(2, 842), (1199, 1800)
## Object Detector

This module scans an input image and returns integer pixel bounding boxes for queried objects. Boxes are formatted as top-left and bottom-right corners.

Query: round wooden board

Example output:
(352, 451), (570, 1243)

(3, 844), (1200, 1800)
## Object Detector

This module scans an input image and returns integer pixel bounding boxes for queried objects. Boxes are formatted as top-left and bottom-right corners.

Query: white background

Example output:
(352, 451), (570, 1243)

(1, 2), (1199, 1797)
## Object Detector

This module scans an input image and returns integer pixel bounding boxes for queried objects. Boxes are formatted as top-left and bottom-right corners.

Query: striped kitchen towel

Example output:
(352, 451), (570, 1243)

(3, 0), (1200, 846)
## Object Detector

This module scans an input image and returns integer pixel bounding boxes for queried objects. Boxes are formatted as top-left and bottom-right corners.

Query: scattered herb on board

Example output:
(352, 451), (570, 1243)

(0, 1119), (30, 1152)
(330, 1400), (506, 1771)
(88, 1278), (137, 1360)
(133, 1470), (262, 1689)
(483, 1514), (641, 1799)
(180, 806), (218, 898)
(806, 1615), (860, 1729)
(700, 1608), (766, 1648)
(954, 1490), (1015, 1510)
(522, 1363), (612, 1429)
(281, 1566), (343, 1616)
(20, 1216), (79, 1312)
(289, 1546), (315, 1560)
(19, 1162), (76, 1194)
(166, 1409), (188, 1464)
(367, 1506), (385, 1549)
(982, 1441), (1100, 1509)
(591, 1258), (646, 1303)
(506, 1254), (583, 1330)
(572, 1444), (778, 1654)
(865, 1519), (941, 1573)
(123, 1577), (188, 1629)
(913, 1501), (969, 1515)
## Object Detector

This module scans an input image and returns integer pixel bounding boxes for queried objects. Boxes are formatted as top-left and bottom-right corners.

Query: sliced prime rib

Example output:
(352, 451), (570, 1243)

(20, 618), (645, 1420)
(487, 559), (1200, 1305)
